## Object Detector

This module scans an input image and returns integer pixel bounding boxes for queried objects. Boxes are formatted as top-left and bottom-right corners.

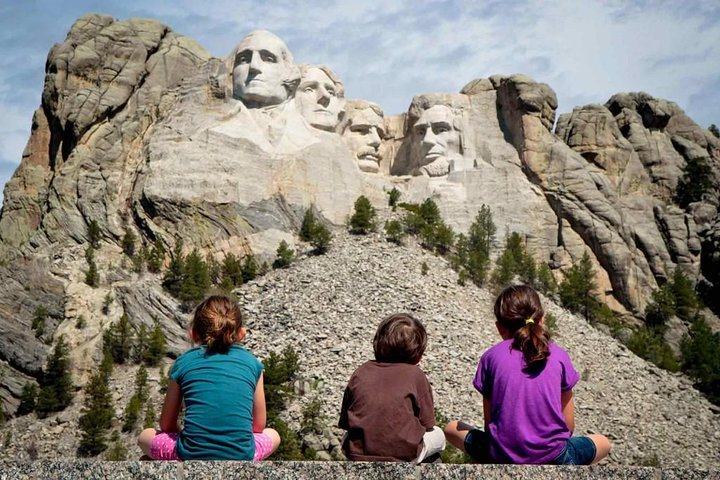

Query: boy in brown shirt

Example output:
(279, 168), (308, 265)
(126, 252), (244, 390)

(338, 313), (446, 462)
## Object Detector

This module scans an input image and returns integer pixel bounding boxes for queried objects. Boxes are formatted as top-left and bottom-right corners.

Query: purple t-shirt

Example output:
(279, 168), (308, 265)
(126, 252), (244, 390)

(474, 339), (580, 464)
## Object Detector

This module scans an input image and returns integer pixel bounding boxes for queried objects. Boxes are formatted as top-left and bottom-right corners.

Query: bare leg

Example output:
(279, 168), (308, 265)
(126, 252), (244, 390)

(443, 420), (470, 453)
(137, 428), (157, 458)
(588, 434), (611, 464)
(263, 428), (281, 455)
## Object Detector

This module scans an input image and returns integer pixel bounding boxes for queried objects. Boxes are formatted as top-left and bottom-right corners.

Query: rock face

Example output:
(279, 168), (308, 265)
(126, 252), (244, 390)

(0, 13), (719, 444)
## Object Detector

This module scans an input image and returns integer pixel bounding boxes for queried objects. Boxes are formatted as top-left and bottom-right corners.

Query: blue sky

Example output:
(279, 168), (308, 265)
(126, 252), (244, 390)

(1, 0), (719, 204)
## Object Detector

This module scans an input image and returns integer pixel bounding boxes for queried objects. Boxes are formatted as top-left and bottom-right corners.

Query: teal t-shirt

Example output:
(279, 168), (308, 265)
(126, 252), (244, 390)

(169, 345), (263, 460)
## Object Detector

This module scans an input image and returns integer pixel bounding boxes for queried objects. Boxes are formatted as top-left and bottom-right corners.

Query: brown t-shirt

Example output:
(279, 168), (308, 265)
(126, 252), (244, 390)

(338, 361), (436, 462)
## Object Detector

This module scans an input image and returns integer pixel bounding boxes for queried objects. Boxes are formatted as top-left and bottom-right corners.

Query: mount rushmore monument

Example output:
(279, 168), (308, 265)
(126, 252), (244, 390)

(0, 14), (719, 415)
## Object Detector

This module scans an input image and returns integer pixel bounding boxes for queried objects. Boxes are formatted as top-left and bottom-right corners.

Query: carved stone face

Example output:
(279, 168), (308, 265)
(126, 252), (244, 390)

(296, 67), (345, 131)
(413, 105), (461, 176)
(232, 31), (291, 107)
(342, 108), (385, 173)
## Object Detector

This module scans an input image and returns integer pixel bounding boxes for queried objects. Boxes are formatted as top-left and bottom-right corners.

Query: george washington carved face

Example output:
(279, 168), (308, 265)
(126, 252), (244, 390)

(231, 31), (296, 108)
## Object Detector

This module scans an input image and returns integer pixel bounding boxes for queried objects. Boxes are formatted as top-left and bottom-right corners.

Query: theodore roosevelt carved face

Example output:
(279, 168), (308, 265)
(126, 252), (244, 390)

(230, 30), (298, 108)
(341, 102), (385, 173)
(296, 65), (345, 131)
(412, 104), (461, 177)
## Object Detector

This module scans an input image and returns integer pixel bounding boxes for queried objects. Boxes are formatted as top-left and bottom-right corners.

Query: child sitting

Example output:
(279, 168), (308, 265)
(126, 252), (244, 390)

(444, 284), (611, 464)
(338, 313), (446, 462)
(138, 295), (280, 460)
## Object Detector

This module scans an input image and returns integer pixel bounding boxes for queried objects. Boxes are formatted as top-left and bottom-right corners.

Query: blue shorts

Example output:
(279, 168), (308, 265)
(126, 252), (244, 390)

(464, 429), (596, 465)
(551, 436), (597, 465)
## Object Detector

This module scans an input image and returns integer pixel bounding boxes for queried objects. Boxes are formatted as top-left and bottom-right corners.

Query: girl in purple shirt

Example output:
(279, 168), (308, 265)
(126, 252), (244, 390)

(444, 285), (611, 464)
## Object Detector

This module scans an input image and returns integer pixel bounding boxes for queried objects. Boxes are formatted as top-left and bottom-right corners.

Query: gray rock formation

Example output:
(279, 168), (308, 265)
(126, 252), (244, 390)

(0, 14), (719, 447)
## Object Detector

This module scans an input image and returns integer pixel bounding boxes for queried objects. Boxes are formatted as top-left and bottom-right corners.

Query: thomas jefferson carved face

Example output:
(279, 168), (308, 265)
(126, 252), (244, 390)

(296, 66), (345, 131)
(412, 105), (461, 177)
(342, 107), (385, 173)
(232, 31), (293, 108)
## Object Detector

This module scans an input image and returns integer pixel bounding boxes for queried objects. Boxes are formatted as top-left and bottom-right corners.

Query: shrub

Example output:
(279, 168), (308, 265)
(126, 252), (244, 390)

(349, 195), (377, 234)
(121, 230), (136, 257)
(384, 220), (405, 244)
(273, 240), (294, 269)
(17, 383), (38, 415)
(387, 187), (401, 209)
(676, 157), (713, 208)
(300, 209), (317, 242)
(87, 220), (101, 249)
(146, 237), (166, 273)
(627, 327), (679, 372)
(310, 223), (332, 254)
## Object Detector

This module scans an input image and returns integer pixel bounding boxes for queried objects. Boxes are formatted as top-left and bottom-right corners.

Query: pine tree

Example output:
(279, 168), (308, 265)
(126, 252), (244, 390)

(121, 230), (137, 257)
(460, 205), (496, 286)
(78, 369), (114, 456)
(349, 195), (377, 234)
(310, 223), (332, 254)
(559, 252), (599, 321)
(681, 317), (720, 404)
(144, 400), (157, 429)
(241, 254), (259, 283)
(273, 240), (294, 269)
(299, 209), (317, 242)
(645, 283), (676, 329)
(221, 252), (244, 288)
(709, 124), (720, 138)
(669, 269), (699, 321)
(387, 187), (401, 209)
(133, 324), (149, 364)
(31, 306), (48, 338)
(179, 249), (211, 306)
(676, 157), (713, 208)
(146, 237), (166, 273)
(145, 322), (167, 366)
(85, 247), (99, 288)
(17, 383), (38, 415)
(162, 238), (185, 298)
(103, 313), (134, 364)
(104, 431), (129, 461)
(36, 335), (73, 416)
(87, 220), (101, 249)
(384, 220), (405, 244)
(537, 263), (558, 295)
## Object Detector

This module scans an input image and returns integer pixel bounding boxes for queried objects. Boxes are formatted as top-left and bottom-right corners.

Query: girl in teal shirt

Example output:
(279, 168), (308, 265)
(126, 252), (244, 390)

(138, 295), (281, 460)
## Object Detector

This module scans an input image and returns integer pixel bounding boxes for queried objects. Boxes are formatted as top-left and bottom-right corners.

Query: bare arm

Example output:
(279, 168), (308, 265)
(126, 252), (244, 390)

(483, 395), (492, 427)
(159, 380), (182, 433)
(561, 389), (575, 433)
(252, 373), (267, 433)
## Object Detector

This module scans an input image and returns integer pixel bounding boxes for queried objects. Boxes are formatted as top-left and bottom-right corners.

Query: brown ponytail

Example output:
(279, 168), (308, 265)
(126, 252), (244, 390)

(191, 295), (243, 353)
(493, 284), (551, 369)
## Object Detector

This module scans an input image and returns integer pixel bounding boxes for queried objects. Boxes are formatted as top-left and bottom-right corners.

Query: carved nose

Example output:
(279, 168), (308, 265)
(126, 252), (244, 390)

(422, 129), (437, 145)
(318, 92), (330, 107)
(249, 53), (262, 72)
(368, 128), (381, 147)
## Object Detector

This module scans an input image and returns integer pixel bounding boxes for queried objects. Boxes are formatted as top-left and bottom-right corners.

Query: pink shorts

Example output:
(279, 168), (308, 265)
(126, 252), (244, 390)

(150, 431), (274, 461)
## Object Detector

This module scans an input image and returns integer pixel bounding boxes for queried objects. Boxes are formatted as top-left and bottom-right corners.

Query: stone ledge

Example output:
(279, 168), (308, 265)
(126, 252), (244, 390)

(0, 461), (719, 480)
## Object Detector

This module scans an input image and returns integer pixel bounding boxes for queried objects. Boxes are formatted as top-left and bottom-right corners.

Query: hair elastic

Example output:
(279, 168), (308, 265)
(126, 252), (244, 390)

(525, 318), (535, 325)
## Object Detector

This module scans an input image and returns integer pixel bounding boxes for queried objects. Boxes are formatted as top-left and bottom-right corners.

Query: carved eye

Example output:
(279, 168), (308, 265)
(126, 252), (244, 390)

(414, 125), (427, 136)
(433, 124), (451, 134)
(236, 52), (251, 64)
(327, 87), (336, 96)
(351, 125), (371, 135)
(261, 51), (277, 62)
